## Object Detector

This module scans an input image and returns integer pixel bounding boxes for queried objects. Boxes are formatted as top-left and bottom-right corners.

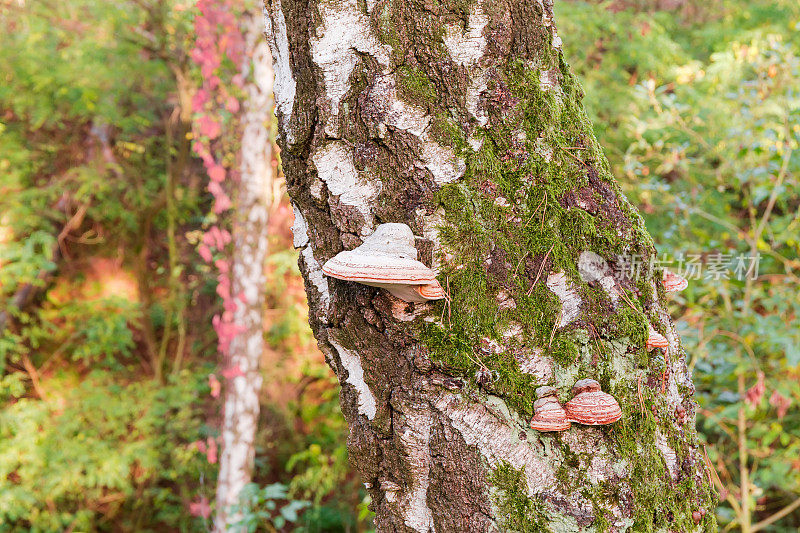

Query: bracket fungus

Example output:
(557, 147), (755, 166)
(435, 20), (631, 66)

(564, 379), (622, 426)
(530, 386), (570, 432)
(646, 325), (669, 351)
(663, 270), (688, 292)
(321, 223), (444, 303)
(414, 281), (447, 301)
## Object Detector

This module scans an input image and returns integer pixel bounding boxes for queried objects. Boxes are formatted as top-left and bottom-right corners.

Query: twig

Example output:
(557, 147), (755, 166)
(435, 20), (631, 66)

(528, 243), (555, 295)
(57, 202), (90, 259)
(615, 282), (639, 311)
(446, 276), (452, 328)
(703, 445), (743, 519)
(548, 311), (561, 348)
(752, 497), (800, 532)
(637, 375), (645, 417)
(21, 354), (47, 400)
(560, 146), (589, 167)
(525, 191), (547, 229)
(512, 251), (529, 279)
(540, 194), (547, 230)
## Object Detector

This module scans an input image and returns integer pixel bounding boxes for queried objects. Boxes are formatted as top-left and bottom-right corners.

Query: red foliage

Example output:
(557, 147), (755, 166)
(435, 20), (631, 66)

(745, 372), (766, 407)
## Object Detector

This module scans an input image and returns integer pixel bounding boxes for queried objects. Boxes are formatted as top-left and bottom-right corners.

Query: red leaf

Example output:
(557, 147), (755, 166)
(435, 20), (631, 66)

(208, 374), (221, 398)
(222, 364), (245, 379)
(208, 164), (226, 182)
(189, 496), (211, 519)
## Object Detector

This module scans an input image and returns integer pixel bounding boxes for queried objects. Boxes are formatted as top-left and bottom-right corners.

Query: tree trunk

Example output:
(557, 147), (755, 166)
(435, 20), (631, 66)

(264, 0), (716, 530)
(215, 10), (274, 531)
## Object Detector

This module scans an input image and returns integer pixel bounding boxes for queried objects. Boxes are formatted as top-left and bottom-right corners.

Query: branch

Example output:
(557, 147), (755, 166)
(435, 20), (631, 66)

(752, 496), (800, 532)
(21, 353), (47, 401)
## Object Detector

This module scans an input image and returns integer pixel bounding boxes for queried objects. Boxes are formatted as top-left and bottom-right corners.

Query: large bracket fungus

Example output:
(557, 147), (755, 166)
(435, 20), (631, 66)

(529, 386), (571, 432)
(321, 223), (445, 303)
(564, 379), (623, 426)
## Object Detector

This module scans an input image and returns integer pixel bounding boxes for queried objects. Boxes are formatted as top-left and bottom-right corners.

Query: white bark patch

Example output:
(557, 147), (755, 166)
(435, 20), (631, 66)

(419, 207), (445, 271)
(464, 75), (489, 126)
(309, 177), (325, 201)
(310, 0), (391, 136)
(301, 246), (330, 321)
(419, 142), (466, 185)
(655, 430), (679, 480)
(395, 406), (436, 532)
(435, 393), (556, 495)
(264, 1), (297, 145)
(514, 347), (554, 382)
(370, 75), (429, 136)
(578, 251), (620, 307)
(561, 429), (628, 484)
(390, 298), (430, 322)
(442, 5), (489, 126)
(468, 135), (484, 151)
(442, 10), (487, 66)
(546, 272), (581, 326)
(535, 136), (554, 163)
(329, 337), (377, 419)
(291, 203), (309, 248)
(539, 69), (560, 93)
(367, 75), (465, 185)
(497, 290), (516, 310)
(311, 141), (380, 234)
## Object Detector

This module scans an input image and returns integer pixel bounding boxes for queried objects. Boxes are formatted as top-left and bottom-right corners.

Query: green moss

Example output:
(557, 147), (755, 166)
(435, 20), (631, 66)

(375, 8), (716, 526)
(419, 59), (662, 414)
(396, 65), (438, 108)
(429, 114), (469, 155)
(488, 463), (550, 533)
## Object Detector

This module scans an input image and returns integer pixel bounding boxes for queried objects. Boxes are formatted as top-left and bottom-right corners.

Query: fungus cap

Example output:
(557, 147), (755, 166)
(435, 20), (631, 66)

(646, 325), (669, 351)
(414, 281), (446, 301)
(530, 396), (570, 432)
(571, 378), (602, 394)
(322, 252), (436, 285)
(535, 386), (558, 399)
(565, 381), (622, 426)
(321, 223), (442, 303)
(530, 412), (571, 432)
(663, 270), (688, 292)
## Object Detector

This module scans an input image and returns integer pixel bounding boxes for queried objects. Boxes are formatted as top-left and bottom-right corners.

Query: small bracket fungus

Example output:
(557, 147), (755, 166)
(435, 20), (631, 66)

(414, 281), (446, 301)
(321, 223), (444, 303)
(646, 325), (669, 351)
(564, 379), (622, 426)
(663, 270), (688, 292)
(530, 386), (570, 432)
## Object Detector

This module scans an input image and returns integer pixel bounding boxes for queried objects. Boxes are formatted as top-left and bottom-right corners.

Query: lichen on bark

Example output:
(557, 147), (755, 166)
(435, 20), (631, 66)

(264, 0), (716, 530)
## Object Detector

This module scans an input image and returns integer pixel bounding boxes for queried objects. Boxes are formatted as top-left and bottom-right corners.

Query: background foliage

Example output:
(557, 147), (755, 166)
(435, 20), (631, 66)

(0, 0), (797, 531)
(558, 0), (800, 530)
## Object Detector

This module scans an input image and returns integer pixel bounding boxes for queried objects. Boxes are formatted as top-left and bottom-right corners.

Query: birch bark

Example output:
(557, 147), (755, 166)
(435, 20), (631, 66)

(214, 10), (274, 531)
(265, 0), (716, 530)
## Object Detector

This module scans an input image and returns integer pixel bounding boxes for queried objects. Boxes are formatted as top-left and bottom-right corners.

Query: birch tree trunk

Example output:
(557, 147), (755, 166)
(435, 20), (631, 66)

(214, 10), (274, 531)
(264, 0), (716, 530)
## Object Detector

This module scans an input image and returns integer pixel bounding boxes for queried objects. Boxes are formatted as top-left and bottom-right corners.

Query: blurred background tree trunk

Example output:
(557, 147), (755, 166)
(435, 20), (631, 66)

(264, 0), (716, 530)
(214, 9), (274, 531)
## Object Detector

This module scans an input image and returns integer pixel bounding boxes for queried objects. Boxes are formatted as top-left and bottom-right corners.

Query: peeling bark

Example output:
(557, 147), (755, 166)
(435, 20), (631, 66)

(215, 11), (274, 531)
(264, 0), (715, 530)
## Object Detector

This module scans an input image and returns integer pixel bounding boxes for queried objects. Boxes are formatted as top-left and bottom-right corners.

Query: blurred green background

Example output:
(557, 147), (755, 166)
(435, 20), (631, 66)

(0, 0), (798, 531)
